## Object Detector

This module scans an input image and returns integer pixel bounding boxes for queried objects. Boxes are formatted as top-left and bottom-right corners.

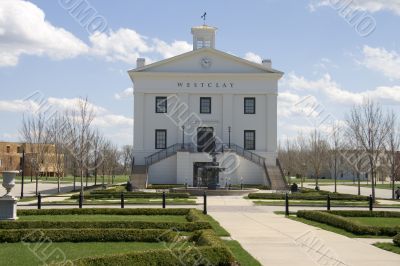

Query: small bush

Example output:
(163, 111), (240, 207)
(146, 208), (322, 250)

(0, 228), (177, 243)
(394, 234), (400, 247)
(297, 210), (400, 236)
(17, 208), (190, 216)
(147, 184), (185, 189)
(329, 210), (400, 218)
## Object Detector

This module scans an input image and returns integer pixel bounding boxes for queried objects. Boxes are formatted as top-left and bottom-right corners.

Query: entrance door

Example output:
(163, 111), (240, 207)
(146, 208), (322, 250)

(197, 127), (215, 152)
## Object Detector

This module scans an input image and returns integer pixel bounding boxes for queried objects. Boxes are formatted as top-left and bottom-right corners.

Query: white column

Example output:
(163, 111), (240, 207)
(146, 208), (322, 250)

(266, 93), (277, 153)
(177, 93), (189, 144)
(134, 92), (145, 150)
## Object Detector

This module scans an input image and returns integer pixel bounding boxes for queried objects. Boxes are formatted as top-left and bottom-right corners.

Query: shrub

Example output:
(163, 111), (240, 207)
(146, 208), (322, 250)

(394, 234), (400, 247)
(0, 220), (212, 231)
(17, 208), (190, 216)
(329, 210), (400, 218)
(297, 211), (400, 236)
(0, 228), (177, 243)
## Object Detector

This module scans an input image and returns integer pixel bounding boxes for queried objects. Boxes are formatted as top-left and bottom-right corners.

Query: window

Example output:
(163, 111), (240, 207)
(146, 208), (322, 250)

(244, 130), (256, 150)
(200, 97), (211, 114)
(6, 146), (10, 153)
(155, 97), (167, 113)
(17, 146), (22, 153)
(155, 129), (167, 149)
(244, 97), (256, 114)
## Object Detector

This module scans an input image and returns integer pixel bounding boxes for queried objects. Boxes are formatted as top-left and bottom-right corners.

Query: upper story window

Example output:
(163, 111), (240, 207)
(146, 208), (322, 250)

(200, 97), (211, 114)
(155, 97), (167, 113)
(17, 146), (22, 153)
(6, 146), (10, 153)
(155, 129), (167, 149)
(244, 97), (256, 114)
(244, 130), (256, 150)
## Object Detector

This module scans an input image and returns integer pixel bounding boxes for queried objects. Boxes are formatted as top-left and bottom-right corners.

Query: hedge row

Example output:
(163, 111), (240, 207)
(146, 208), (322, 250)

(186, 209), (204, 222)
(71, 192), (190, 199)
(394, 234), (400, 247)
(17, 208), (190, 216)
(147, 184), (185, 189)
(0, 220), (211, 231)
(248, 192), (369, 201)
(328, 210), (400, 218)
(0, 228), (177, 243)
(73, 230), (235, 266)
(297, 211), (400, 236)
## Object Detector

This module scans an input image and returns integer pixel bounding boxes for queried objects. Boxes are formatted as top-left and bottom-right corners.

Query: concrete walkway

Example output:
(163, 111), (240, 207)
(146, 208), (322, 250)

(304, 183), (394, 199)
(208, 196), (400, 266)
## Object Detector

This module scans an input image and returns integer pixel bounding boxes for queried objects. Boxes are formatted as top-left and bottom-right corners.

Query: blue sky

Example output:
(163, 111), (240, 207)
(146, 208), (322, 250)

(1, 0), (400, 146)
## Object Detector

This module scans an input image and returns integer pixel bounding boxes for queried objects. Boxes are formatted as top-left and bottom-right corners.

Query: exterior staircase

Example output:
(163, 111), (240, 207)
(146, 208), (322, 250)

(130, 165), (148, 189)
(141, 142), (288, 190)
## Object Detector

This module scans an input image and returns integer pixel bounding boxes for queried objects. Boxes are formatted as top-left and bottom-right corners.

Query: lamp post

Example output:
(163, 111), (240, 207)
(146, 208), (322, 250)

(181, 125), (185, 149)
(20, 150), (25, 199)
(228, 126), (231, 148)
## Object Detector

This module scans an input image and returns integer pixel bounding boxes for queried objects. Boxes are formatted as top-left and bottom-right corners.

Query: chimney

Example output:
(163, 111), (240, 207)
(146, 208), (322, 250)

(136, 58), (145, 68)
(262, 59), (272, 68)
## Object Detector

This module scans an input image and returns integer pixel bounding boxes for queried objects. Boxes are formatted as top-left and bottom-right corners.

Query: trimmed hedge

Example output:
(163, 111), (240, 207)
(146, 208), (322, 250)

(328, 210), (400, 218)
(147, 184), (185, 189)
(0, 220), (211, 231)
(71, 192), (190, 199)
(297, 210), (400, 236)
(17, 208), (190, 216)
(73, 230), (235, 266)
(0, 228), (177, 243)
(394, 233), (400, 247)
(248, 192), (369, 201)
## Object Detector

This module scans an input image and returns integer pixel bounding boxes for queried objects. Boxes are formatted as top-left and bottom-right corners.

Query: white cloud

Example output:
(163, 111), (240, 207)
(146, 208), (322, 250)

(0, 0), (89, 67)
(153, 39), (192, 59)
(283, 72), (400, 105)
(0, 99), (40, 113)
(359, 45), (400, 80)
(115, 88), (133, 100)
(244, 52), (262, 64)
(47, 97), (107, 114)
(93, 114), (133, 127)
(278, 91), (321, 118)
(309, 0), (400, 15)
(89, 28), (152, 64)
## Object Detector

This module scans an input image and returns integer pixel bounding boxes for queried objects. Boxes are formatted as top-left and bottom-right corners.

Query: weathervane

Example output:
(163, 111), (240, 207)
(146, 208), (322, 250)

(201, 12), (207, 25)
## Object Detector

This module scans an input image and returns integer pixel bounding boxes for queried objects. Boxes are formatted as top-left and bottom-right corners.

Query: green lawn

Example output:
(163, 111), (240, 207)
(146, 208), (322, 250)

(224, 240), (261, 266)
(200, 214), (230, 237)
(18, 214), (187, 222)
(348, 217), (400, 227)
(345, 183), (399, 190)
(0, 242), (167, 266)
(373, 243), (400, 255)
(286, 216), (391, 239)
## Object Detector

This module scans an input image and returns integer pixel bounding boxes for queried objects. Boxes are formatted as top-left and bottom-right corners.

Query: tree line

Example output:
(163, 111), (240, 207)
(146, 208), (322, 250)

(20, 97), (134, 194)
(278, 100), (400, 199)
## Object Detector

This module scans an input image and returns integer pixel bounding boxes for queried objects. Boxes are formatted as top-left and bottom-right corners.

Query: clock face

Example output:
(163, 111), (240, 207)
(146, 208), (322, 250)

(200, 57), (212, 69)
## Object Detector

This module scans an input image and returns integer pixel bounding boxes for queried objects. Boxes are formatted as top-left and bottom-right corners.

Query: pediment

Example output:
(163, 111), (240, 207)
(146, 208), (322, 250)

(128, 48), (283, 75)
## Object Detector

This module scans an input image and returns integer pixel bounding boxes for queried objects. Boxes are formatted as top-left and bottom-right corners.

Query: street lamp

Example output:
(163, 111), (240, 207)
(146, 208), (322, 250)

(228, 126), (231, 148)
(181, 125), (185, 149)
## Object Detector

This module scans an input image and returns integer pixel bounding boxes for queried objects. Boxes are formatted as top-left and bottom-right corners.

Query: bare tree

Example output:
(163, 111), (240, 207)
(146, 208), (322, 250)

(346, 100), (390, 199)
(20, 112), (49, 195)
(121, 145), (134, 176)
(308, 129), (329, 189)
(46, 114), (67, 193)
(386, 111), (400, 199)
(329, 123), (342, 193)
(65, 98), (95, 193)
(91, 130), (104, 186)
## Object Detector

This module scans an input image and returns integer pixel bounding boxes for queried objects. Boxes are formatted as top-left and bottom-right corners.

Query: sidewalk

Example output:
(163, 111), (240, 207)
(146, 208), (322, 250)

(208, 197), (400, 266)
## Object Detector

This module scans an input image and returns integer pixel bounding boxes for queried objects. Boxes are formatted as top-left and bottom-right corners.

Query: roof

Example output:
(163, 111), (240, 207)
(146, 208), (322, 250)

(128, 47), (284, 75)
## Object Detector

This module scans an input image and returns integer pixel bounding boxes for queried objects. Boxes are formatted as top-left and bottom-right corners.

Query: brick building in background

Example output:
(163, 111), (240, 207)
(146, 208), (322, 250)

(0, 141), (64, 177)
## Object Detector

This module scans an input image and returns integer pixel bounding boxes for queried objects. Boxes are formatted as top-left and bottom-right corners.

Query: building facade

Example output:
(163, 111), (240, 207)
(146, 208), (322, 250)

(0, 141), (63, 177)
(128, 25), (286, 189)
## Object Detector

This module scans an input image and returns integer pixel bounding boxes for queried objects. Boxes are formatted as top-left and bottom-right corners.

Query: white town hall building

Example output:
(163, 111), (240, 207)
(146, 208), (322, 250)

(128, 25), (287, 190)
